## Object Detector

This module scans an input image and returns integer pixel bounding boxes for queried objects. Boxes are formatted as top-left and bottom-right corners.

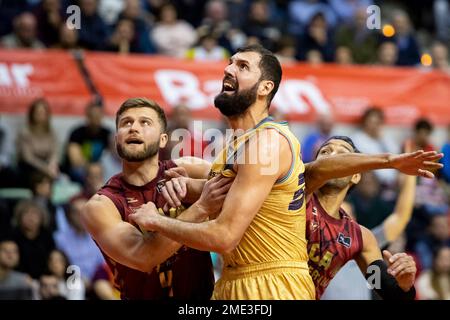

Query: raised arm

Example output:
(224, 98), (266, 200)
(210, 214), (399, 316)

(81, 194), (209, 273)
(381, 175), (416, 242)
(304, 151), (442, 195)
(129, 130), (291, 253)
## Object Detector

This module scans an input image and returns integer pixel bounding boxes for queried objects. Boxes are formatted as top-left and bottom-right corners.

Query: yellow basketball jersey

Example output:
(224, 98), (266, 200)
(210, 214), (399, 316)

(209, 117), (308, 267)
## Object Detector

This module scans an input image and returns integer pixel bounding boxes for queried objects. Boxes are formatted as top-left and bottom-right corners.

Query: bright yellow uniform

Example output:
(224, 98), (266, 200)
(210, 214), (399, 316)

(210, 117), (315, 300)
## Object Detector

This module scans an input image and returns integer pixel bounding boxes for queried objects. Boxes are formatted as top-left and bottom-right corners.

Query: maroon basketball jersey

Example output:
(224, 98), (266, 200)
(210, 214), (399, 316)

(306, 194), (363, 299)
(96, 160), (214, 300)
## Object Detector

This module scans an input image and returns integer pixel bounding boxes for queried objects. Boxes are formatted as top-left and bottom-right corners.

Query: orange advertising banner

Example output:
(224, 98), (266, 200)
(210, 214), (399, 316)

(1, 50), (449, 126)
(84, 52), (450, 125)
(0, 49), (91, 115)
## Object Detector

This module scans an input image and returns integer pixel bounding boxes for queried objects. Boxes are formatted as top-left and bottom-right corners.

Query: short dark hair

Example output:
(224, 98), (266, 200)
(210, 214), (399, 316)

(115, 98), (167, 132)
(315, 135), (361, 159)
(414, 118), (433, 133)
(236, 44), (282, 108)
(361, 107), (384, 125)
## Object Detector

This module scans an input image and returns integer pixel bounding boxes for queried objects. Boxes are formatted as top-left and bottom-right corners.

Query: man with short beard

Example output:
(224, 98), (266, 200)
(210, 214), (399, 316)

(81, 98), (231, 299)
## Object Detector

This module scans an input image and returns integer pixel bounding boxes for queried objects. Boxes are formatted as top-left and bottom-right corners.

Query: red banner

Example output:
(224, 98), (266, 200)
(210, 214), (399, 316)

(0, 49), (91, 115)
(1, 49), (449, 125)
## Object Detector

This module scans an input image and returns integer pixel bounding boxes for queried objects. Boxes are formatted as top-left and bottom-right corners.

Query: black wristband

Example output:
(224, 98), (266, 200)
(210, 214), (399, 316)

(365, 259), (416, 300)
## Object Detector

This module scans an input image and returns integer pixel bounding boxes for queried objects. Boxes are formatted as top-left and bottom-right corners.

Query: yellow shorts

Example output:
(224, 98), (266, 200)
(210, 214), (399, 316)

(212, 260), (315, 300)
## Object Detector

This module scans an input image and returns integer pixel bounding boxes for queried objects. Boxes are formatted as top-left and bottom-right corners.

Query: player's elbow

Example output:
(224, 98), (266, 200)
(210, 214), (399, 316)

(214, 232), (239, 254)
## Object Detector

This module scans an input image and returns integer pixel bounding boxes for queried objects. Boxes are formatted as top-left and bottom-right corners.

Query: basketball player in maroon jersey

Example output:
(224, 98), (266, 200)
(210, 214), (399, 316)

(305, 136), (418, 300)
(81, 98), (231, 299)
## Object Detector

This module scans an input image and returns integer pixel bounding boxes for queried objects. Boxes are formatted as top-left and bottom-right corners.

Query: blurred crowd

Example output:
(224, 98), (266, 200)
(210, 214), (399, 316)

(0, 0), (449, 301)
(0, 0), (448, 70)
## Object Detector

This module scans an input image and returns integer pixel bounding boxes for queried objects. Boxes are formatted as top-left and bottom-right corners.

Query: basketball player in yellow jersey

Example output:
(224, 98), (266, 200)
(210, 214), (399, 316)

(129, 44), (315, 299)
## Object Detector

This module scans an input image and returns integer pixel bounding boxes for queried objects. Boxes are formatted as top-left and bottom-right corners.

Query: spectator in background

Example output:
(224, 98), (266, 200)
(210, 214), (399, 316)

(288, 0), (337, 36)
(16, 98), (59, 188)
(77, 0), (109, 50)
(0, 239), (33, 300)
(185, 33), (229, 61)
(433, 0), (449, 43)
(116, 0), (155, 53)
(53, 24), (80, 50)
(352, 107), (399, 187)
(431, 41), (450, 73)
(403, 118), (436, 152)
(161, 104), (208, 160)
(391, 9), (421, 66)
(243, 0), (281, 52)
(305, 49), (323, 65)
(274, 36), (297, 64)
(37, 273), (65, 300)
(301, 113), (333, 163)
(30, 172), (57, 232)
(347, 171), (395, 229)
(297, 12), (335, 62)
(151, 3), (197, 58)
(54, 196), (104, 284)
(335, 46), (353, 64)
(335, 7), (378, 64)
(46, 249), (85, 300)
(106, 18), (138, 54)
(416, 245), (450, 300)
(376, 41), (399, 66)
(64, 101), (111, 185)
(100, 136), (121, 182)
(80, 162), (104, 199)
(34, 0), (63, 47)
(0, 12), (45, 49)
(11, 200), (55, 280)
(414, 214), (450, 271)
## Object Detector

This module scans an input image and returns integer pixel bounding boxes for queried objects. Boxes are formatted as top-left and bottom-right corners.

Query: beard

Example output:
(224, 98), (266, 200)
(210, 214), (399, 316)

(116, 140), (160, 162)
(321, 177), (352, 192)
(214, 81), (259, 117)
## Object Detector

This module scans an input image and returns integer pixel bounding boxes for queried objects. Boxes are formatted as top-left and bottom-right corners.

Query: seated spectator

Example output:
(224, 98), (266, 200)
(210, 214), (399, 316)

(306, 49), (323, 65)
(30, 172), (57, 232)
(0, 239), (33, 300)
(37, 274), (66, 300)
(403, 118), (436, 152)
(77, 0), (109, 50)
(329, 0), (372, 24)
(46, 249), (85, 300)
(351, 107), (399, 187)
(347, 171), (395, 229)
(106, 18), (138, 54)
(274, 36), (297, 64)
(34, 0), (63, 47)
(297, 12), (335, 62)
(376, 41), (399, 66)
(416, 245), (450, 300)
(431, 41), (450, 74)
(242, 0), (281, 52)
(151, 3), (197, 58)
(63, 101), (111, 185)
(301, 113), (334, 163)
(11, 200), (55, 280)
(288, 0), (337, 36)
(391, 9), (421, 66)
(185, 33), (229, 61)
(335, 46), (353, 65)
(16, 98), (59, 188)
(54, 196), (104, 284)
(0, 12), (45, 49)
(335, 7), (378, 64)
(116, 0), (155, 53)
(414, 214), (450, 271)
(52, 24), (80, 50)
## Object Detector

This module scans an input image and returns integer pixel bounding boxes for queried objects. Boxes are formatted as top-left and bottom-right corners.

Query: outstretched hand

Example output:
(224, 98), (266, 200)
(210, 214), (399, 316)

(389, 150), (443, 178)
(383, 250), (416, 292)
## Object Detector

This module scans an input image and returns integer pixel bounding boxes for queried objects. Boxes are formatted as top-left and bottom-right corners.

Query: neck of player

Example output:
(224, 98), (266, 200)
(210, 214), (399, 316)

(316, 188), (348, 220)
(227, 101), (269, 131)
(121, 155), (160, 186)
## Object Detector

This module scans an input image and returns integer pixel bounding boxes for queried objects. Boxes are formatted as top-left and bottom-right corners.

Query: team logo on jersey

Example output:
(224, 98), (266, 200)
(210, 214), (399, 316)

(310, 221), (319, 232)
(126, 197), (139, 203)
(337, 233), (352, 248)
